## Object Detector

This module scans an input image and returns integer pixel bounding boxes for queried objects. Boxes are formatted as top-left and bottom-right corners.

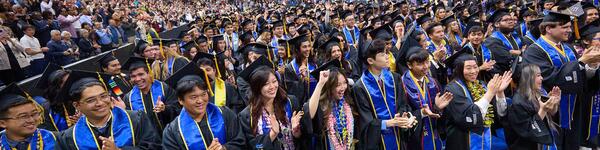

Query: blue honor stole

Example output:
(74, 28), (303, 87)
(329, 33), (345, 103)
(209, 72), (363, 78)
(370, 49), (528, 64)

(128, 80), (165, 111)
(49, 110), (69, 131)
(467, 43), (493, 62)
(271, 38), (279, 55)
(525, 31), (537, 44)
(73, 107), (135, 149)
(343, 26), (360, 47)
(291, 59), (317, 96)
(453, 80), (493, 150)
(491, 31), (522, 50)
(588, 91), (600, 140)
(455, 34), (463, 46)
(535, 36), (578, 129)
(1, 129), (57, 150)
(519, 23), (527, 37)
(401, 71), (442, 150)
(178, 103), (226, 150)
(426, 40), (452, 58)
(167, 57), (176, 76)
(359, 69), (401, 149)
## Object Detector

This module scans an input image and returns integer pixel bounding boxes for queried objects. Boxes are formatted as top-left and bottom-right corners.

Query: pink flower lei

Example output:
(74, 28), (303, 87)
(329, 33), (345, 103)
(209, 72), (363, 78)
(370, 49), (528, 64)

(326, 100), (354, 150)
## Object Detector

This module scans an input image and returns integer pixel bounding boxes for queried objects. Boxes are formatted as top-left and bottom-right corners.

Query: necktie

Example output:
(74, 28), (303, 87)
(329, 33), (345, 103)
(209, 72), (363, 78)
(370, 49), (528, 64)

(378, 79), (385, 95)
(16, 141), (29, 150)
(418, 80), (424, 89)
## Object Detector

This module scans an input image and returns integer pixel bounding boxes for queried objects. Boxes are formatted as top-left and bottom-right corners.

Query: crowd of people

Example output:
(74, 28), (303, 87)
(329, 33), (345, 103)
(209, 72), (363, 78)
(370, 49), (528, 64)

(0, 0), (211, 85)
(1, 0), (600, 150)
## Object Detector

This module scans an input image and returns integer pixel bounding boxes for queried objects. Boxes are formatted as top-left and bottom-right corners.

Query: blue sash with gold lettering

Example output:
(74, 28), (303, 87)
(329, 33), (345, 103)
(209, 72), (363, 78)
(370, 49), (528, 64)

(1, 129), (57, 150)
(128, 80), (164, 111)
(491, 31), (521, 50)
(588, 91), (600, 140)
(401, 71), (442, 150)
(73, 107), (135, 149)
(534, 37), (578, 129)
(360, 69), (400, 149)
(454, 80), (493, 150)
(178, 103), (226, 149)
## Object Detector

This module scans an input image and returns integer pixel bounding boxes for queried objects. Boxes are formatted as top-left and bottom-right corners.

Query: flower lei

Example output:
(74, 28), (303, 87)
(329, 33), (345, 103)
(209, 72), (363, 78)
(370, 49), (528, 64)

(467, 81), (495, 126)
(258, 109), (295, 150)
(327, 98), (354, 150)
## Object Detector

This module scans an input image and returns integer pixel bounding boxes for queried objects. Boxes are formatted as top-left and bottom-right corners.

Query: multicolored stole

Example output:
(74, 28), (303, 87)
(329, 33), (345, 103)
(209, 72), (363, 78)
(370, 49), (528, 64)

(291, 59), (317, 96)
(359, 69), (401, 149)
(453, 80), (492, 150)
(534, 36), (578, 129)
(73, 107), (135, 149)
(178, 103), (226, 149)
(401, 71), (442, 150)
(128, 80), (164, 111)
(490, 31), (522, 50)
(343, 26), (360, 48)
(0, 129), (57, 150)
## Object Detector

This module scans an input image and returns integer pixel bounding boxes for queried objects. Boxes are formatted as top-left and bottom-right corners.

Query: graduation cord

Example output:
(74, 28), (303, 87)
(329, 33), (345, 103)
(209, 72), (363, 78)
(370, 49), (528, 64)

(1, 130), (44, 150)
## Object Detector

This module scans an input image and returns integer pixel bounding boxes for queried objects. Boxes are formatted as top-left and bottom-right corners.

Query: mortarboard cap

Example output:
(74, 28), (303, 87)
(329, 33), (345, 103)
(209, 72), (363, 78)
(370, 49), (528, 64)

(240, 43), (271, 55)
(164, 62), (210, 93)
(444, 46), (476, 69)
(122, 56), (154, 71)
(34, 63), (65, 89)
(239, 56), (273, 81)
(543, 11), (573, 23)
(0, 83), (35, 110)
(581, 19), (600, 38)
(488, 9), (510, 23)
(369, 24), (393, 40)
(310, 59), (343, 81)
(96, 52), (118, 68)
(416, 14), (432, 25)
(55, 70), (111, 102)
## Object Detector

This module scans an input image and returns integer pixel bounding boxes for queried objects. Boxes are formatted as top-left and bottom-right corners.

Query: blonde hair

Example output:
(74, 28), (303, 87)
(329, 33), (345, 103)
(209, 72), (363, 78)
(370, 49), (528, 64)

(151, 45), (188, 80)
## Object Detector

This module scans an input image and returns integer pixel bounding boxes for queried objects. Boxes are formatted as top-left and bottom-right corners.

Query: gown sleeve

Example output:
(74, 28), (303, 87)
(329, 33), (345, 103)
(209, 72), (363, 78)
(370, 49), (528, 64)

(221, 107), (246, 150)
(483, 37), (514, 75)
(506, 93), (553, 145)
(351, 80), (383, 150)
(225, 83), (245, 114)
(444, 82), (484, 132)
(159, 83), (182, 128)
(284, 63), (306, 102)
(161, 118), (184, 150)
(523, 45), (585, 93)
(236, 77), (250, 104)
(125, 110), (162, 150)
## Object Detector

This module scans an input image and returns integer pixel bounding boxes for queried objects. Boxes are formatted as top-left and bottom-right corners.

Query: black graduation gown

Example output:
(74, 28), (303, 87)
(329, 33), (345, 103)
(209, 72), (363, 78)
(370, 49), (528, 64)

(39, 103), (77, 131)
(210, 81), (245, 114)
(300, 101), (359, 150)
(505, 92), (555, 150)
(162, 107), (246, 150)
(581, 70), (600, 147)
(236, 77), (250, 104)
(468, 44), (494, 82)
(522, 36), (536, 47)
(443, 80), (505, 150)
(351, 71), (415, 150)
(57, 110), (161, 150)
(284, 62), (309, 104)
(237, 97), (303, 150)
(523, 43), (586, 149)
(123, 81), (181, 133)
(428, 57), (449, 87)
(482, 36), (519, 75)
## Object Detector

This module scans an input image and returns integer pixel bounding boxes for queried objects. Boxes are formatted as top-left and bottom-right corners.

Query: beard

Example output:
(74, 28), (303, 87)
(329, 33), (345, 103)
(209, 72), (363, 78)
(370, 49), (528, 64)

(498, 26), (514, 34)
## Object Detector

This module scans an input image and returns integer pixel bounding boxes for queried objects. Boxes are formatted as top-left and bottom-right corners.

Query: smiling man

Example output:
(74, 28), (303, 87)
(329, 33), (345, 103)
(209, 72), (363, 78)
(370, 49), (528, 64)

(56, 70), (160, 150)
(122, 56), (179, 133)
(0, 83), (58, 150)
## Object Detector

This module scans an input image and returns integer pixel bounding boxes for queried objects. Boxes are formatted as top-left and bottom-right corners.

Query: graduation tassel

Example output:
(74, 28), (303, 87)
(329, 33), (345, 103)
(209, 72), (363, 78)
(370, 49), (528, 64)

(145, 58), (154, 81)
(201, 68), (215, 97)
(283, 16), (291, 58)
(574, 18), (581, 40)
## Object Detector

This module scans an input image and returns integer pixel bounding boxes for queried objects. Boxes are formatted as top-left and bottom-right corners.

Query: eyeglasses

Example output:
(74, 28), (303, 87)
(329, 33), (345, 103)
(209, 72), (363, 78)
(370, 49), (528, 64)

(2, 111), (41, 122)
(81, 93), (111, 105)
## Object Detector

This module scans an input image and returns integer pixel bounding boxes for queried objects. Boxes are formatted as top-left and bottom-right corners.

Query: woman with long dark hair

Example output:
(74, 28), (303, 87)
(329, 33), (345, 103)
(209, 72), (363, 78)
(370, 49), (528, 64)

(443, 49), (513, 150)
(33, 63), (78, 131)
(238, 64), (304, 150)
(284, 34), (317, 104)
(303, 64), (357, 150)
(506, 64), (561, 149)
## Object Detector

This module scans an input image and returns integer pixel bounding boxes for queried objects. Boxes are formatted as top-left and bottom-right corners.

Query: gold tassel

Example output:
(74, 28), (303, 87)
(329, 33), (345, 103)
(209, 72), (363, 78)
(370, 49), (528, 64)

(574, 18), (581, 40)
(201, 68), (214, 97)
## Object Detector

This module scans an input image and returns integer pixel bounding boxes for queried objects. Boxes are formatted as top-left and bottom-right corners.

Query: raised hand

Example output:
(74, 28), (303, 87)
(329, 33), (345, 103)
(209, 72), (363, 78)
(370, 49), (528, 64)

(479, 60), (495, 71)
(291, 111), (304, 137)
(153, 96), (165, 113)
(497, 71), (513, 92)
(112, 96), (126, 109)
(486, 74), (501, 93)
(434, 92), (454, 110)
(99, 136), (118, 150)
(318, 70), (330, 84)
(268, 114), (280, 140)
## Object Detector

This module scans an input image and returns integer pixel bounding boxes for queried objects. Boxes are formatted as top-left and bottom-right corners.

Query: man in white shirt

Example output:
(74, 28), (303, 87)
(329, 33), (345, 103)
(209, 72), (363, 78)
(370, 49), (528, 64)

(20, 25), (49, 75)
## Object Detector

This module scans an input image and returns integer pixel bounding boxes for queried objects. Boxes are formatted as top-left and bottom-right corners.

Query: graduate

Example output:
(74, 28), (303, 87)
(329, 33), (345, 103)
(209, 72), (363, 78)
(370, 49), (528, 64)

(32, 63), (77, 132)
(577, 20), (600, 148)
(483, 9), (523, 75)
(96, 52), (132, 99)
(521, 19), (543, 47)
(237, 56), (304, 150)
(236, 43), (277, 103)
(162, 62), (245, 150)
(122, 56), (180, 132)
(523, 11), (600, 149)
(425, 22), (454, 58)
(441, 15), (465, 46)
(0, 83), (58, 150)
(151, 40), (190, 81)
(443, 48), (513, 150)
(56, 70), (161, 150)
(302, 60), (357, 150)
(463, 22), (496, 82)
(351, 39), (418, 150)
(284, 34), (318, 104)
(505, 64), (561, 150)
(400, 47), (454, 150)
(316, 37), (358, 83)
(341, 11), (360, 50)
(193, 52), (244, 113)
(369, 23), (399, 73)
